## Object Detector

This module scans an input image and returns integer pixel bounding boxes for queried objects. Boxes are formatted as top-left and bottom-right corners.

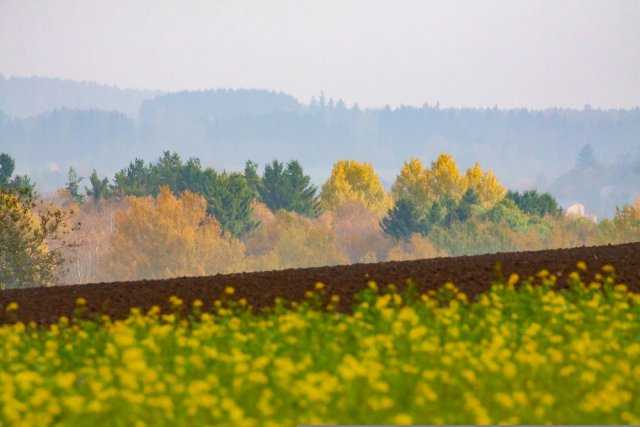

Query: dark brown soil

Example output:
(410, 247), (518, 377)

(1, 242), (639, 325)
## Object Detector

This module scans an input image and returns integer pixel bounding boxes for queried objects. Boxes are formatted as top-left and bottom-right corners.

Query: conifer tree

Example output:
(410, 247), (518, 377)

(380, 198), (429, 241)
(65, 167), (85, 204)
(258, 160), (319, 217)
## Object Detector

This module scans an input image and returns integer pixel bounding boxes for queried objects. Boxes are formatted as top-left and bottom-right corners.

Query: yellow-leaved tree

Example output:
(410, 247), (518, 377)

(464, 163), (507, 207)
(105, 187), (245, 281)
(429, 153), (466, 201)
(320, 160), (391, 214)
(391, 158), (432, 207)
(392, 154), (507, 209)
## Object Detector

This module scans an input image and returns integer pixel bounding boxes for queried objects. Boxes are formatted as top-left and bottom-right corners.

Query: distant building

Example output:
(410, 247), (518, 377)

(565, 203), (597, 223)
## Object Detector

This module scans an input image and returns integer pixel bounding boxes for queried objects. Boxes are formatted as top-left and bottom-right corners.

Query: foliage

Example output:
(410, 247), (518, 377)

(576, 144), (597, 169)
(507, 190), (562, 217)
(0, 153), (15, 186)
(380, 198), (429, 241)
(0, 153), (36, 201)
(0, 191), (67, 289)
(484, 198), (530, 231)
(255, 160), (319, 217)
(1, 268), (639, 425)
(428, 153), (466, 202)
(320, 160), (391, 214)
(244, 210), (348, 270)
(202, 172), (259, 238)
(386, 234), (445, 261)
(331, 201), (392, 263)
(464, 163), (507, 207)
(391, 158), (432, 208)
(106, 187), (245, 281)
(65, 167), (85, 204)
(85, 170), (112, 205)
(392, 155), (506, 211)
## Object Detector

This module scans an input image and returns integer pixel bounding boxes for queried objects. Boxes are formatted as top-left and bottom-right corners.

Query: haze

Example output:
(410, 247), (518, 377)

(1, 0), (639, 109)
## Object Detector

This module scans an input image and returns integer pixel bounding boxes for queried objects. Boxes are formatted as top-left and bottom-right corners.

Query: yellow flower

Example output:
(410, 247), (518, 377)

(62, 395), (85, 412)
(393, 414), (413, 425)
(576, 261), (587, 271)
(55, 372), (76, 389)
(6, 302), (18, 312)
(601, 264), (615, 273)
(495, 392), (513, 408)
(225, 286), (235, 295)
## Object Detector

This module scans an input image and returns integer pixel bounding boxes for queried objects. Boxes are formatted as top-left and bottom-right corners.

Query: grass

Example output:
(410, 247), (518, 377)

(1, 263), (639, 426)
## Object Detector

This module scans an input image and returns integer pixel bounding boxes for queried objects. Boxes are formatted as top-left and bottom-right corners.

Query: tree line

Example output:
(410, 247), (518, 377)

(2, 151), (639, 289)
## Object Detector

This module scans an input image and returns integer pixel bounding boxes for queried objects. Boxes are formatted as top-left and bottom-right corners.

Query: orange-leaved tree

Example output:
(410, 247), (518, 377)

(105, 187), (245, 280)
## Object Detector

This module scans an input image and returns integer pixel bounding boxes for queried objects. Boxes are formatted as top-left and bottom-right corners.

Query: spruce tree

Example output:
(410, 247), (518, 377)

(202, 171), (259, 238)
(380, 198), (428, 241)
(256, 160), (319, 217)
(65, 167), (85, 204)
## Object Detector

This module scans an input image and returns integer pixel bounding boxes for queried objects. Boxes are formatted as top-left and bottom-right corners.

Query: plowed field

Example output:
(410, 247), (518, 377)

(2, 242), (639, 325)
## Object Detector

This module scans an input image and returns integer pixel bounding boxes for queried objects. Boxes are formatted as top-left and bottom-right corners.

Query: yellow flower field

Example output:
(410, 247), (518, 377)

(1, 264), (639, 426)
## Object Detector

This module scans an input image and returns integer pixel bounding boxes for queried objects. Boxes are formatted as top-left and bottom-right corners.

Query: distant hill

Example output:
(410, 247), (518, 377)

(0, 76), (639, 217)
(0, 75), (161, 118)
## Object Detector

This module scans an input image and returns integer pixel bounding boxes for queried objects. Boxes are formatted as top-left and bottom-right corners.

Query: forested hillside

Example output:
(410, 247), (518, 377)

(0, 75), (160, 118)
(1, 77), (639, 217)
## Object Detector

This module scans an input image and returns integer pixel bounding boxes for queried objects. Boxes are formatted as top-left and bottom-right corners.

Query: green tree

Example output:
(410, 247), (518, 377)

(202, 172), (259, 238)
(507, 190), (562, 217)
(243, 160), (261, 198)
(258, 160), (319, 217)
(0, 154), (36, 201)
(0, 153), (15, 186)
(484, 198), (530, 230)
(113, 158), (152, 197)
(0, 191), (67, 289)
(448, 188), (480, 224)
(86, 170), (112, 205)
(576, 144), (597, 169)
(380, 198), (429, 241)
(65, 167), (85, 204)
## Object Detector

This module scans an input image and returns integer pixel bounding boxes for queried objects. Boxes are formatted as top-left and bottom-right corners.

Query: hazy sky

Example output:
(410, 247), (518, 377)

(1, 0), (639, 108)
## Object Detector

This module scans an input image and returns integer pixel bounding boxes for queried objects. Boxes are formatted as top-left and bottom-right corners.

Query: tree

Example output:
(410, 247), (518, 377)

(113, 158), (152, 197)
(0, 191), (67, 289)
(65, 167), (85, 204)
(429, 153), (465, 201)
(243, 160), (261, 197)
(151, 151), (184, 194)
(244, 210), (348, 270)
(0, 153), (36, 201)
(202, 172), (259, 238)
(0, 153), (15, 186)
(320, 160), (391, 214)
(449, 188), (481, 224)
(258, 160), (319, 217)
(86, 170), (112, 205)
(391, 158), (432, 208)
(380, 198), (429, 241)
(506, 190), (562, 217)
(106, 187), (245, 280)
(576, 144), (597, 169)
(464, 163), (506, 207)
(484, 197), (530, 230)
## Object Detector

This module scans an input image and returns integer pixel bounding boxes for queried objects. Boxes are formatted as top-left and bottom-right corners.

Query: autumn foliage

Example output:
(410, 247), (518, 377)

(105, 187), (244, 281)
(40, 153), (640, 284)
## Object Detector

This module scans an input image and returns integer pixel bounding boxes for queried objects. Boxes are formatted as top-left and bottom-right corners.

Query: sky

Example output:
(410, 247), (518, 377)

(1, 0), (639, 109)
